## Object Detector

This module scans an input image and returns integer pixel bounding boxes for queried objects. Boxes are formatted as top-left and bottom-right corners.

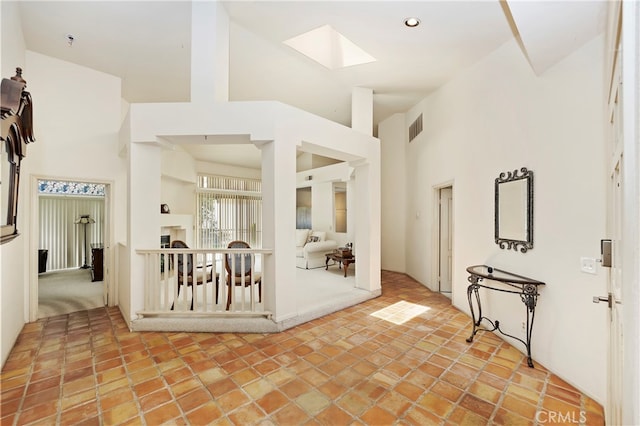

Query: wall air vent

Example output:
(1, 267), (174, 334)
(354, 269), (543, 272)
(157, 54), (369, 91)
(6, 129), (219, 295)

(409, 113), (423, 142)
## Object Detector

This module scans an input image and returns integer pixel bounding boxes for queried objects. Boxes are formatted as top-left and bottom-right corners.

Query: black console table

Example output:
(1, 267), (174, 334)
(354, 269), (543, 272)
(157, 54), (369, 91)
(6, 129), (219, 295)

(465, 265), (545, 367)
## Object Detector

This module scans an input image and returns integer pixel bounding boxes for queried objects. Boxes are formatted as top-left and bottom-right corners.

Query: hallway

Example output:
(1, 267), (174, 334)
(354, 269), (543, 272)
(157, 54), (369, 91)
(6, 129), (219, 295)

(0, 271), (603, 425)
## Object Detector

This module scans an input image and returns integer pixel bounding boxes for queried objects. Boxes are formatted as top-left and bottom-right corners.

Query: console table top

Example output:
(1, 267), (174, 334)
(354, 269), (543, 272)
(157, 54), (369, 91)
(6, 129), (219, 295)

(466, 265), (545, 286)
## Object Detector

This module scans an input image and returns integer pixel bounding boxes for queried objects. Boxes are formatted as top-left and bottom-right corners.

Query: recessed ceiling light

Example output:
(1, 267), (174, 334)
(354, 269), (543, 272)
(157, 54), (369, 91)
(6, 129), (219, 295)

(404, 17), (420, 28)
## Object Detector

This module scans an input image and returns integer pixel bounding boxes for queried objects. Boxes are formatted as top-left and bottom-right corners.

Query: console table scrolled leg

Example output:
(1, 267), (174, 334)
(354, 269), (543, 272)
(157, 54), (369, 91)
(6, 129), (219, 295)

(521, 285), (539, 368)
(473, 286), (482, 324)
(466, 283), (478, 343)
(525, 299), (537, 368)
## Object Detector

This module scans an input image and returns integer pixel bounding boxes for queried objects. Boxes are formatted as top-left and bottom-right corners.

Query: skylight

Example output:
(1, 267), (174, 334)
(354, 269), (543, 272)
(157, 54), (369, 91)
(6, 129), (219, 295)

(283, 25), (376, 70)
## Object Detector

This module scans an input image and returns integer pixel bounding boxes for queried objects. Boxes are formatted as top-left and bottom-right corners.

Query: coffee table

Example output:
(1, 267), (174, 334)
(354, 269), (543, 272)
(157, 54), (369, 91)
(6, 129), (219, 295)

(325, 251), (355, 277)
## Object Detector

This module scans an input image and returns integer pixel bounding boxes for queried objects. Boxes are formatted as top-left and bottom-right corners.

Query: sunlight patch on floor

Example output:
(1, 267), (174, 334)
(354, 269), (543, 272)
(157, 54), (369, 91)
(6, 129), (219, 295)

(370, 300), (430, 325)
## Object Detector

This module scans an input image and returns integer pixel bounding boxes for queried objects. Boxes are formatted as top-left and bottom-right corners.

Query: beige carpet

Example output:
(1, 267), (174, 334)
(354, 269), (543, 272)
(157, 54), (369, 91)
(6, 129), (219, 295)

(38, 269), (104, 318)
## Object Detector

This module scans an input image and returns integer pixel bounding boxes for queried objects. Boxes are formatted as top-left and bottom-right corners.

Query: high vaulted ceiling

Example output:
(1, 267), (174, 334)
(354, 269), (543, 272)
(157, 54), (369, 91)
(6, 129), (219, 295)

(11, 0), (607, 167)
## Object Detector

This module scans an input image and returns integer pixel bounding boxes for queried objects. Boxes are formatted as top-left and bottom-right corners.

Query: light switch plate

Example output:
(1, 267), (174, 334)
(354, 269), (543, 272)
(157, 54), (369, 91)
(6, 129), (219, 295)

(580, 257), (597, 274)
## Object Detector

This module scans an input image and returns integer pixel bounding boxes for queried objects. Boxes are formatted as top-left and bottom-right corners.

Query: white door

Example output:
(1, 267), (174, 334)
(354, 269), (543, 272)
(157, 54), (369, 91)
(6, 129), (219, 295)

(438, 187), (453, 295)
(601, 2), (640, 422)
(602, 2), (640, 424)
(602, 9), (623, 422)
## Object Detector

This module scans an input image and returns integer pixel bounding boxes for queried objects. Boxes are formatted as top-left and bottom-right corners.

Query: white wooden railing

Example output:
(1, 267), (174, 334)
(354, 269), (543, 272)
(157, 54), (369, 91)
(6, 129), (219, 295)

(136, 247), (272, 318)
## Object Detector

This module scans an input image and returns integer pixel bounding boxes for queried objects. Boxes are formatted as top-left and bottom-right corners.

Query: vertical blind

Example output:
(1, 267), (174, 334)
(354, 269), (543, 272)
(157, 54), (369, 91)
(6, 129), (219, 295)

(196, 175), (262, 248)
(39, 196), (104, 271)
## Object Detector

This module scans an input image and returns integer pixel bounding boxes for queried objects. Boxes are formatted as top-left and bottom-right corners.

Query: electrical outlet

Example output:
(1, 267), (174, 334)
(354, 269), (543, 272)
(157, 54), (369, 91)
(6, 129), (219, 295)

(521, 321), (526, 333)
(580, 257), (597, 275)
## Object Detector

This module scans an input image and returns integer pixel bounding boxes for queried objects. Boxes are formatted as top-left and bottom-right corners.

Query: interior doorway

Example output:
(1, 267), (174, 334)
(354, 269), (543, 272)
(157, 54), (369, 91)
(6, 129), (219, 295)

(438, 186), (453, 297)
(30, 177), (113, 321)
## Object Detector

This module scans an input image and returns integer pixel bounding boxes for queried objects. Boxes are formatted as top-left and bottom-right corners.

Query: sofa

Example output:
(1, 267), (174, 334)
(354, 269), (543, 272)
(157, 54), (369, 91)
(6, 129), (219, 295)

(296, 229), (338, 269)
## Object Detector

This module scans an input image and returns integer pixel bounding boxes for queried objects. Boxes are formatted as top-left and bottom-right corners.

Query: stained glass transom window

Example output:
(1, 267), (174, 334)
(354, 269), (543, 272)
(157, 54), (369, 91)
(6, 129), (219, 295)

(38, 180), (105, 197)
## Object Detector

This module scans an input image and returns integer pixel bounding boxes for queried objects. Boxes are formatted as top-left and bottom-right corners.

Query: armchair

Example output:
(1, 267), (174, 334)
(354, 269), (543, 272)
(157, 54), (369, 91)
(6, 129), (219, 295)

(170, 240), (219, 310)
(225, 240), (262, 310)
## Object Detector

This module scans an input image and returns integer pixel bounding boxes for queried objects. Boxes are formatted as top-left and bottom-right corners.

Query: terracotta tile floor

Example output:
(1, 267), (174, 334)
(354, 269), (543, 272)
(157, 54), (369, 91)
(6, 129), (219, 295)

(1, 271), (604, 425)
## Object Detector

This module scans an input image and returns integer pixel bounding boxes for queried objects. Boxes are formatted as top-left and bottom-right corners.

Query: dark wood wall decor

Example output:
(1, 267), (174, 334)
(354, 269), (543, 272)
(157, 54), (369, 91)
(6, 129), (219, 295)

(1, 68), (35, 244)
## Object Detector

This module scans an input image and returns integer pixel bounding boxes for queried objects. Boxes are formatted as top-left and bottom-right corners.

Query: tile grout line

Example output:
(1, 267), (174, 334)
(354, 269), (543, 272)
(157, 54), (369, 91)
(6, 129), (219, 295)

(101, 308), (131, 424)
(114, 309), (153, 425)
(428, 316), (496, 424)
(11, 321), (45, 426)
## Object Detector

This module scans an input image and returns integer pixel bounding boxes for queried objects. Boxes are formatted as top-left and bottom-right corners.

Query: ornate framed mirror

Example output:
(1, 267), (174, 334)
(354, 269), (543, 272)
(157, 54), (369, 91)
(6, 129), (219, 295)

(495, 167), (533, 252)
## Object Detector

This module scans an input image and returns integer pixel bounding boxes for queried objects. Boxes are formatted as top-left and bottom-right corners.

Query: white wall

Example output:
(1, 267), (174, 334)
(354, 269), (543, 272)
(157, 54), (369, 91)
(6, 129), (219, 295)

(161, 177), (195, 216)
(0, 0), (28, 367)
(24, 51), (126, 241)
(197, 160), (261, 180)
(161, 148), (196, 183)
(161, 148), (196, 216)
(1, 1), (25, 78)
(379, 113), (406, 272)
(379, 36), (608, 402)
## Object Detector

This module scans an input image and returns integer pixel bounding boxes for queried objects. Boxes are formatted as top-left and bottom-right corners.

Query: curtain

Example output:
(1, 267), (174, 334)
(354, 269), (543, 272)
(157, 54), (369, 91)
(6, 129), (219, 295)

(39, 196), (105, 271)
(196, 175), (262, 248)
(196, 192), (262, 248)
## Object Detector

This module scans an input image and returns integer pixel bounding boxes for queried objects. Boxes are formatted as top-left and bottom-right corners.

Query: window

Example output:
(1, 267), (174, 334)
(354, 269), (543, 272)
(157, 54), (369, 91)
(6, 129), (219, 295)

(196, 175), (262, 248)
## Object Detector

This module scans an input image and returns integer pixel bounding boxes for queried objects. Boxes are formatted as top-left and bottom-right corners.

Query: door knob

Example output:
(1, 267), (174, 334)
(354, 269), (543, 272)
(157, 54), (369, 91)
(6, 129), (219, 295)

(593, 294), (612, 308)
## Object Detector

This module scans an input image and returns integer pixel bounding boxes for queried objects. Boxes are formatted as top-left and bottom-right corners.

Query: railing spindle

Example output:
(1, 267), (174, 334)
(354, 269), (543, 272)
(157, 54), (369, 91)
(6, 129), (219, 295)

(136, 247), (271, 318)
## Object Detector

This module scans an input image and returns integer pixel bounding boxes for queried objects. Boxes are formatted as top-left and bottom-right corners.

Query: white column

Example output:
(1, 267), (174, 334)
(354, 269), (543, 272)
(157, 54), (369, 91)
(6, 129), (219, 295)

(354, 158), (381, 293)
(261, 136), (298, 322)
(191, 0), (230, 103)
(127, 142), (161, 321)
(351, 87), (373, 136)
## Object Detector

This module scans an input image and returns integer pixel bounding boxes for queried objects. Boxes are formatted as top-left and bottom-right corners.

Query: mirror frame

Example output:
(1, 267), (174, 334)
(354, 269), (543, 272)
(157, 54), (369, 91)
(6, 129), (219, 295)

(495, 167), (533, 252)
